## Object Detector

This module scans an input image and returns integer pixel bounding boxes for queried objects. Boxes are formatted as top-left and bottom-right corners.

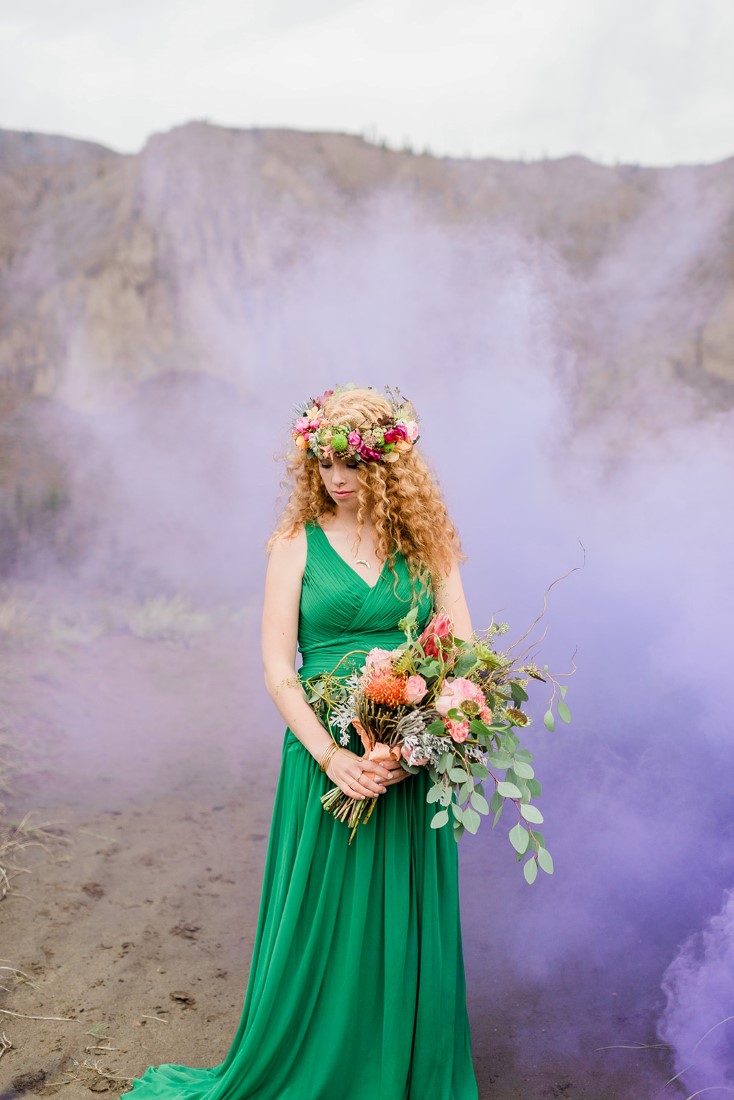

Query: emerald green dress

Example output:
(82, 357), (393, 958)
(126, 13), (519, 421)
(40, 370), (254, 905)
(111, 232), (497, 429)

(125, 522), (478, 1100)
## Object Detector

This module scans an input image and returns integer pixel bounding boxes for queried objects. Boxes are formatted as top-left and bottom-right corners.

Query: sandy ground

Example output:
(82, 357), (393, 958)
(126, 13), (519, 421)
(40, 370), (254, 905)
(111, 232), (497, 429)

(0, 624), (679, 1100)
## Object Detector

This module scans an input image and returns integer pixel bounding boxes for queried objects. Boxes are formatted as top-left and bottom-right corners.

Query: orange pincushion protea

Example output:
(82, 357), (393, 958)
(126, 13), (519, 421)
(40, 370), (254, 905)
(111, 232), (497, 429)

(364, 668), (409, 707)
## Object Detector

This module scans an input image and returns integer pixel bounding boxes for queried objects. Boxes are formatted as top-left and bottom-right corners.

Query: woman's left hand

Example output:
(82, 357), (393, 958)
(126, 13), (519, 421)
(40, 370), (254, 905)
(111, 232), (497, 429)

(365, 743), (412, 786)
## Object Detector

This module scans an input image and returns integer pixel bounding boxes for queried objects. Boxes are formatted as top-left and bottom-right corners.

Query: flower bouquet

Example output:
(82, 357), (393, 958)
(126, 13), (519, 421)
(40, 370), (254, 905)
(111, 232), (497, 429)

(304, 605), (574, 884)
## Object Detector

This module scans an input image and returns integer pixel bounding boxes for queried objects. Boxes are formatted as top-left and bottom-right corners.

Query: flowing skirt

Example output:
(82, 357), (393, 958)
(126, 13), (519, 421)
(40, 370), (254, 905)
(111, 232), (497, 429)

(125, 725), (478, 1100)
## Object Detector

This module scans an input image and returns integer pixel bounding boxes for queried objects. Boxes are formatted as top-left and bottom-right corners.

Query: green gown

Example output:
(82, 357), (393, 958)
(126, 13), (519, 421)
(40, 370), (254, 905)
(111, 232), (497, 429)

(125, 522), (478, 1100)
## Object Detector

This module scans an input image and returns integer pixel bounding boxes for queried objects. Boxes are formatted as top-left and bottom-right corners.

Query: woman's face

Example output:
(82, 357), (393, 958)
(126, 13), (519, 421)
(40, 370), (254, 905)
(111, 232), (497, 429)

(318, 456), (360, 511)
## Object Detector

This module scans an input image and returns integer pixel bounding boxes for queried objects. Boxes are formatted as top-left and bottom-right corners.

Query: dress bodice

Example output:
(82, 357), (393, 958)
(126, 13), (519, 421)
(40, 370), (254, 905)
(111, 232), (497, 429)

(297, 522), (434, 680)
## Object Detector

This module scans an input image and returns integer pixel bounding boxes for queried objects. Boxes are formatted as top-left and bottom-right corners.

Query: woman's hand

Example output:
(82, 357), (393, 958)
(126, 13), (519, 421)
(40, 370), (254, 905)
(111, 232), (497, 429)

(326, 748), (391, 800)
(367, 742), (412, 787)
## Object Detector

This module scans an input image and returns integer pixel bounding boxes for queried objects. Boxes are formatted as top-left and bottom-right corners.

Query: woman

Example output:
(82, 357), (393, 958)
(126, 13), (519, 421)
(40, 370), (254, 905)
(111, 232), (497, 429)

(125, 386), (478, 1099)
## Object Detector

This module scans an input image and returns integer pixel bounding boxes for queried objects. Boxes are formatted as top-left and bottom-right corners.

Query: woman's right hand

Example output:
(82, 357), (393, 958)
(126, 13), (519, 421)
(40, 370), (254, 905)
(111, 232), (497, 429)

(326, 748), (391, 800)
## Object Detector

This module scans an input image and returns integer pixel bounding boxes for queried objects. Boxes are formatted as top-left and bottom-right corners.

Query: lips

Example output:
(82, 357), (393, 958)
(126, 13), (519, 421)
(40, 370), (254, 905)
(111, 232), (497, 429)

(333, 490), (353, 497)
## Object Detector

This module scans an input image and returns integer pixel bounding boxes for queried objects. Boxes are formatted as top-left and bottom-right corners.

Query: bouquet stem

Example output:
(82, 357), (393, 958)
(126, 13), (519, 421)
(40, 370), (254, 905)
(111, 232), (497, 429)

(320, 787), (378, 843)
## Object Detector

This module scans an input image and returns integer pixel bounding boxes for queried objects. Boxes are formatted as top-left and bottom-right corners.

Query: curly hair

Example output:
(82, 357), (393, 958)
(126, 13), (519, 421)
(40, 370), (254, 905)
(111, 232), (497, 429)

(268, 387), (464, 591)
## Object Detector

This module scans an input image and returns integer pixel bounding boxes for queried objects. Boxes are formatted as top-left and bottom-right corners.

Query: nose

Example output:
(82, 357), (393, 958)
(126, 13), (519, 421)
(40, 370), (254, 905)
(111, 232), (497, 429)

(332, 465), (348, 486)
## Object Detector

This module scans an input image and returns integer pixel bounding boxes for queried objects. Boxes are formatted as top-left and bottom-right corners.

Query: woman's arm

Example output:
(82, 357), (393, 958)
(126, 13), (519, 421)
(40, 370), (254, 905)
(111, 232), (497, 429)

(261, 529), (392, 798)
(434, 556), (473, 640)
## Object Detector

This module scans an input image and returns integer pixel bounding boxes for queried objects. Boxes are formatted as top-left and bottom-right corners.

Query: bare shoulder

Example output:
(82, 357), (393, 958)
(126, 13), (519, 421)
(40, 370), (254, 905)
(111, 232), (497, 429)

(267, 525), (307, 575)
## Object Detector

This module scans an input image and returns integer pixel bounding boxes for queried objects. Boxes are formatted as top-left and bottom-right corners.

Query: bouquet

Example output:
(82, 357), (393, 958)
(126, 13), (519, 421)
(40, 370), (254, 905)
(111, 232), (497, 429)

(304, 604), (574, 884)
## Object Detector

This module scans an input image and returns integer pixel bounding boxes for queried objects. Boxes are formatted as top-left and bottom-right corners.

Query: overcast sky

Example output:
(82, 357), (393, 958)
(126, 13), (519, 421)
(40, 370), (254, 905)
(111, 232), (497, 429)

(1, 0), (733, 166)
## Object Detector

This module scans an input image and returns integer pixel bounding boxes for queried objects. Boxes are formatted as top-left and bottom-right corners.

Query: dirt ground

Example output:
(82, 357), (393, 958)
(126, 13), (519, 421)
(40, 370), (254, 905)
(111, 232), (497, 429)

(0, 621), (679, 1100)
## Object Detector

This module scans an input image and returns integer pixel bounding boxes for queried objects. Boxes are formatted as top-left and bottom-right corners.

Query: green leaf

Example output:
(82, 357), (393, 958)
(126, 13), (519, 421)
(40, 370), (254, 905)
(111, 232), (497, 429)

(470, 791), (490, 815)
(520, 803), (544, 824)
(487, 752), (514, 770)
(437, 751), (452, 770)
(489, 789), (503, 813)
(426, 784), (443, 804)
(510, 682), (529, 704)
(492, 804), (504, 828)
(509, 822), (529, 854)
(439, 787), (453, 807)
(470, 761), (489, 779)
(514, 748), (534, 763)
(430, 809), (449, 829)
(543, 709), (555, 732)
(557, 700), (572, 724)
(453, 652), (479, 677)
(526, 779), (542, 798)
(463, 806), (481, 835)
(560, 684), (568, 699)
(427, 720), (446, 736)
(512, 760), (535, 779)
(453, 821), (465, 840)
(537, 848), (554, 874)
(529, 829), (546, 848)
(470, 719), (491, 737)
(451, 802), (463, 821)
(497, 781), (522, 799)
(449, 766), (470, 784)
(458, 780), (473, 804)
(523, 858), (538, 885)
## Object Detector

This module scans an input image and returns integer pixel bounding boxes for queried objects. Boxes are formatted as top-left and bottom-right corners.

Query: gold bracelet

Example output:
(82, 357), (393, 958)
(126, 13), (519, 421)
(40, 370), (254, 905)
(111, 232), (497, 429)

(319, 742), (340, 773)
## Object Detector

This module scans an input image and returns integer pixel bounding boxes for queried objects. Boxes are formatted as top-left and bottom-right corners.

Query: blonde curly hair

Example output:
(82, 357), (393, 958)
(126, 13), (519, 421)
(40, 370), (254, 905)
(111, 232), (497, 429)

(268, 387), (464, 590)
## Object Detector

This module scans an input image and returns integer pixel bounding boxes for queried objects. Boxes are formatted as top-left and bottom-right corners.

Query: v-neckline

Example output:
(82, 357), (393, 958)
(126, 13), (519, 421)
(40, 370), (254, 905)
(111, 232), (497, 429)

(313, 523), (387, 592)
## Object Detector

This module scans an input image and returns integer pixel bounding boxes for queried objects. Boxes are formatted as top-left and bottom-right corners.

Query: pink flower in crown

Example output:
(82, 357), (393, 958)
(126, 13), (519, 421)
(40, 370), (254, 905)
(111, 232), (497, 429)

(418, 611), (453, 658)
(384, 424), (409, 444)
(405, 674), (428, 704)
(293, 416), (311, 435)
(359, 443), (382, 461)
(445, 718), (470, 743)
(347, 430), (362, 447)
(404, 420), (419, 442)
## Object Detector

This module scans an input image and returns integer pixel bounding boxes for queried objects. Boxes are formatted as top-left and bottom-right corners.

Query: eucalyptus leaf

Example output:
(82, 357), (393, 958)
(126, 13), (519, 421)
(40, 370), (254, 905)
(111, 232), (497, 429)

(538, 848), (554, 874)
(510, 682), (529, 704)
(558, 700), (572, 724)
(453, 821), (465, 840)
(449, 767), (470, 784)
(519, 803), (544, 823)
(514, 748), (534, 764)
(470, 762), (489, 779)
(512, 761), (535, 779)
(523, 858), (538, 885)
(463, 806), (481, 835)
(560, 684), (568, 699)
(451, 802), (463, 821)
(430, 809), (449, 829)
(509, 822), (529, 855)
(426, 784), (443, 804)
(489, 789), (503, 813)
(439, 787), (453, 807)
(459, 780), (474, 804)
(497, 781), (522, 799)
(470, 791), (490, 815)
(543, 709), (555, 732)
(527, 779), (542, 798)
(492, 804), (504, 828)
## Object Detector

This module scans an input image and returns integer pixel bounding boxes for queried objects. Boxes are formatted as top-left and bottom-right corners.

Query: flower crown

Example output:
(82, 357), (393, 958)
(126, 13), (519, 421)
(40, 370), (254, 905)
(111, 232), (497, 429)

(291, 385), (419, 464)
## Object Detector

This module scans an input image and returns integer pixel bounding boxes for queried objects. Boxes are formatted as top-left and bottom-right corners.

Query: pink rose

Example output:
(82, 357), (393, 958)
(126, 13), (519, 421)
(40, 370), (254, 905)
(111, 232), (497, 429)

(405, 420), (419, 442)
(347, 430), (362, 446)
(435, 676), (487, 717)
(419, 611), (454, 658)
(384, 424), (409, 444)
(364, 648), (394, 673)
(405, 674), (427, 704)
